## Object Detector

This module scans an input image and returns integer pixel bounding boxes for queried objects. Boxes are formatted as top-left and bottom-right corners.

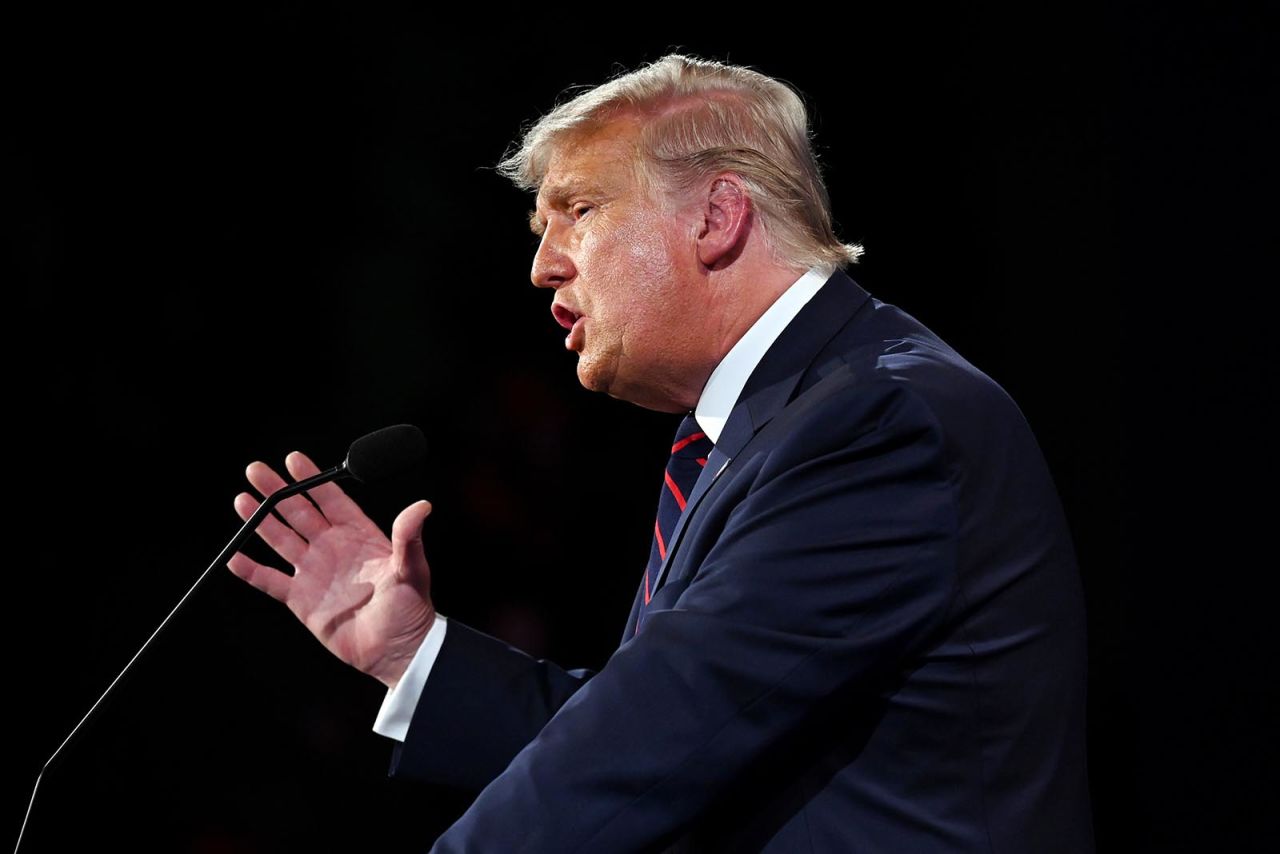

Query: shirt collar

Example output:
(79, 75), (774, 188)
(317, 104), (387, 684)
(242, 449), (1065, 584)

(693, 265), (833, 444)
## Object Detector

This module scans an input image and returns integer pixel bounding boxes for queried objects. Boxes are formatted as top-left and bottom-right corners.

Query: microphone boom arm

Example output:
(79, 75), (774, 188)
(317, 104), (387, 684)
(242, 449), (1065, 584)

(13, 461), (352, 852)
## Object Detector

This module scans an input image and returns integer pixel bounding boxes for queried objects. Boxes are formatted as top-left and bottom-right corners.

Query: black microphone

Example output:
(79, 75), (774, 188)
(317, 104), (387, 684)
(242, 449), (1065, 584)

(13, 425), (427, 853)
(345, 423), (428, 484)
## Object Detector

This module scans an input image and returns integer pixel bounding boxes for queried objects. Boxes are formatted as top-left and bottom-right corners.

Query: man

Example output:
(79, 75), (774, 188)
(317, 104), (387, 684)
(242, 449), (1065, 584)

(229, 55), (1094, 851)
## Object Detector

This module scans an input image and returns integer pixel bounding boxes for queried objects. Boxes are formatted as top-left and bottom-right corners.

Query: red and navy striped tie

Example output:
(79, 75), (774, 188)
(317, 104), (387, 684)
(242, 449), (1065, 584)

(636, 412), (713, 635)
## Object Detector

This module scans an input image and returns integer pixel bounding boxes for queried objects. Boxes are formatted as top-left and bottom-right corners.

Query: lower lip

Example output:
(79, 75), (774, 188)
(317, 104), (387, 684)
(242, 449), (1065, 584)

(566, 316), (586, 351)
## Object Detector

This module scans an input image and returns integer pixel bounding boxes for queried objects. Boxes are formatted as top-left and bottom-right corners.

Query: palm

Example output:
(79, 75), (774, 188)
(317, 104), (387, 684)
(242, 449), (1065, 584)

(228, 451), (435, 688)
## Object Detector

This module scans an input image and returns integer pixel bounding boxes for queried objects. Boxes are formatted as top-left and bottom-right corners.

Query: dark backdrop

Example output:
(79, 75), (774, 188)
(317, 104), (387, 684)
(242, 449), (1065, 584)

(8, 6), (1275, 852)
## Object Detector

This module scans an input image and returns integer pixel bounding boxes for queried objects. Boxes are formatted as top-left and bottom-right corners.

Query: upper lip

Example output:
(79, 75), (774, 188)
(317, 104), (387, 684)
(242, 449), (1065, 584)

(552, 302), (583, 330)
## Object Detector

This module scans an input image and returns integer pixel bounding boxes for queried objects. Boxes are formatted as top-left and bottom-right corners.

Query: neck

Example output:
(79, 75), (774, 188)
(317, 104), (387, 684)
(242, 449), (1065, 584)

(704, 258), (808, 369)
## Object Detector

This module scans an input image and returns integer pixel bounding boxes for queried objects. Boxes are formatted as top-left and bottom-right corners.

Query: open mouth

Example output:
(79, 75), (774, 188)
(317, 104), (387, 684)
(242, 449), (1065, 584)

(552, 303), (588, 352)
(552, 303), (582, 330)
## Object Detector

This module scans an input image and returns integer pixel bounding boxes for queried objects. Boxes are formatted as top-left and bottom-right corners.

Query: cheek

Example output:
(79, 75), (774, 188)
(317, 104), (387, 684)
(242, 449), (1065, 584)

(621, 213), (676, 268)
(613, 223), (679, 306)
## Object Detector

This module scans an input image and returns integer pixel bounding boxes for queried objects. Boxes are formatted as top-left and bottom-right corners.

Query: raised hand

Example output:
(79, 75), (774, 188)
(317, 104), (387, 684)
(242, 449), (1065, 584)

(227, 450), (436, 689)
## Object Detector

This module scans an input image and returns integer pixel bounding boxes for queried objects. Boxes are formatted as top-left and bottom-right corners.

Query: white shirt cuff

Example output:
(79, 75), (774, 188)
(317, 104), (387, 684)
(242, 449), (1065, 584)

(372, 614), (448, 742)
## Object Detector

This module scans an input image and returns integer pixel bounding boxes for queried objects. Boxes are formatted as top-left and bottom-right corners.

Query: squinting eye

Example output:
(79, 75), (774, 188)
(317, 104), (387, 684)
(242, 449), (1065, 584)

(573, 205), (593, 219)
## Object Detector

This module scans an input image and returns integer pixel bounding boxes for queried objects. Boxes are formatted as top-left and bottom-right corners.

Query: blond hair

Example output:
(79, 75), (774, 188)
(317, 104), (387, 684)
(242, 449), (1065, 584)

(497, 54), (863, 270)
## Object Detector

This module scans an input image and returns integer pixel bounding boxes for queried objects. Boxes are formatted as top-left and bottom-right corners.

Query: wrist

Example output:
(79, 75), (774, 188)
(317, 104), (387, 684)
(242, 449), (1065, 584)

(374, 607), (436, 691)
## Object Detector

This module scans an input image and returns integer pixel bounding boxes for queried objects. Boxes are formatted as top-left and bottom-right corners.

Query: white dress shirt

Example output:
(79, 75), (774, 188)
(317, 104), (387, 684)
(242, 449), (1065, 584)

(373, 265), (834, 741)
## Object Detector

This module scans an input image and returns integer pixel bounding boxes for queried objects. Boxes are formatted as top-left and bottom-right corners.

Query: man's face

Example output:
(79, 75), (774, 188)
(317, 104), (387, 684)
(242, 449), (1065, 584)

(530, 118), (713, 413)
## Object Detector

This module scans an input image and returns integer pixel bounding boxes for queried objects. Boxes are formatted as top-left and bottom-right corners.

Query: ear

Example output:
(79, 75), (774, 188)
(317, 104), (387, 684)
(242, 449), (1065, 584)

(696, 174), (751, 268)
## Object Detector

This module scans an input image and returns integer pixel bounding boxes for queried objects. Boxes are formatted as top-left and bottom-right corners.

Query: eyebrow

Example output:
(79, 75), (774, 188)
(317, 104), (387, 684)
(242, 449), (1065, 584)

(528, 209), (545, 237)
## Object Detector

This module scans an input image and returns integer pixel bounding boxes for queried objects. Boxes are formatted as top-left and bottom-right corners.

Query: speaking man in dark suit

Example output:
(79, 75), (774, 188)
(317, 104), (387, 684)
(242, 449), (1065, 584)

(229, 54), (1094, 852)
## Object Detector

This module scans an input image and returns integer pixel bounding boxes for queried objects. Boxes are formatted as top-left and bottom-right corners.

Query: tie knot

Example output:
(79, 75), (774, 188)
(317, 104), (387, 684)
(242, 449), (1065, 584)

(671, 412), (712, 459)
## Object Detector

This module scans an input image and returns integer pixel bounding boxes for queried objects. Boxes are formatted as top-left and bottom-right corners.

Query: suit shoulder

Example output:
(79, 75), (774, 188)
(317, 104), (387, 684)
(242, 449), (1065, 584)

(851, 299), (1006, 386)
(778, 297), (1044, 480)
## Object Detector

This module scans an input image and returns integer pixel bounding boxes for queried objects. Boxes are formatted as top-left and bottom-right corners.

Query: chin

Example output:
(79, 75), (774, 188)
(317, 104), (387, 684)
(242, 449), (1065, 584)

(575, 357), (611, 395)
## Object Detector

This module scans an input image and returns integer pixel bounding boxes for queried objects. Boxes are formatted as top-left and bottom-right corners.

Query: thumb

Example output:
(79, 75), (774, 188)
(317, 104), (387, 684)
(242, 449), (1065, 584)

(390, 500), (433, 583)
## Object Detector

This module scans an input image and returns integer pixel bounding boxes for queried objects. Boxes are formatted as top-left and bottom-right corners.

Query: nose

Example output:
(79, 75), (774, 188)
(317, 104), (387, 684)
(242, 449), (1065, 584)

(531, 221), (576, 290)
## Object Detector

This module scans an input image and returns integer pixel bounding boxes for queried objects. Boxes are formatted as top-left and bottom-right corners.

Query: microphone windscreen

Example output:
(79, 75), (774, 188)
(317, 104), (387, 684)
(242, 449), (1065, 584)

(344, 424), (427, 483)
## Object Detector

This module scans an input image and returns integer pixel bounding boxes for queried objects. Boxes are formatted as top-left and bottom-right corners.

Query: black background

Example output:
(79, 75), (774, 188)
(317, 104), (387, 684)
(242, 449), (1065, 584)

(8, 5), (1275, 852)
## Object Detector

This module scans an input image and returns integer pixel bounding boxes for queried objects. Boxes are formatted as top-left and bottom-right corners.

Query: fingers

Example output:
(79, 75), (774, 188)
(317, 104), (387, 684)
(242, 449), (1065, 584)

(227, 550), (292, 603)
(390, 500), (434, 586)
(284, 451), (368, 526)
(234, 491), (308, 565)
(245, 460), (330, 542)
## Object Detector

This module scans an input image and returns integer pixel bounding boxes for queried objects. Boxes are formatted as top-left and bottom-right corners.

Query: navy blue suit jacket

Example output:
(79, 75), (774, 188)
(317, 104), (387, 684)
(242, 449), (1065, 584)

(391, 271), (1094, 852)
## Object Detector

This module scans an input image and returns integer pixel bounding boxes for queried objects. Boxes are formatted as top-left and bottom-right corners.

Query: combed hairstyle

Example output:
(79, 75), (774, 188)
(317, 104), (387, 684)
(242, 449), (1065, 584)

(497, 54), (863, 270)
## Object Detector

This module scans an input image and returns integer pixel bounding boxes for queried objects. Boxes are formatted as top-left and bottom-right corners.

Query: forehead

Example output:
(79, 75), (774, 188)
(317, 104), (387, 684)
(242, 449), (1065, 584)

(534, 119), (646, 210)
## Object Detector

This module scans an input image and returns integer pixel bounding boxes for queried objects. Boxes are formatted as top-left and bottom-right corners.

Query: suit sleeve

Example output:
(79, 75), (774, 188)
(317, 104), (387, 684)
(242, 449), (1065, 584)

(428, 379), (961, 853)
(389, 618), (596, 792)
